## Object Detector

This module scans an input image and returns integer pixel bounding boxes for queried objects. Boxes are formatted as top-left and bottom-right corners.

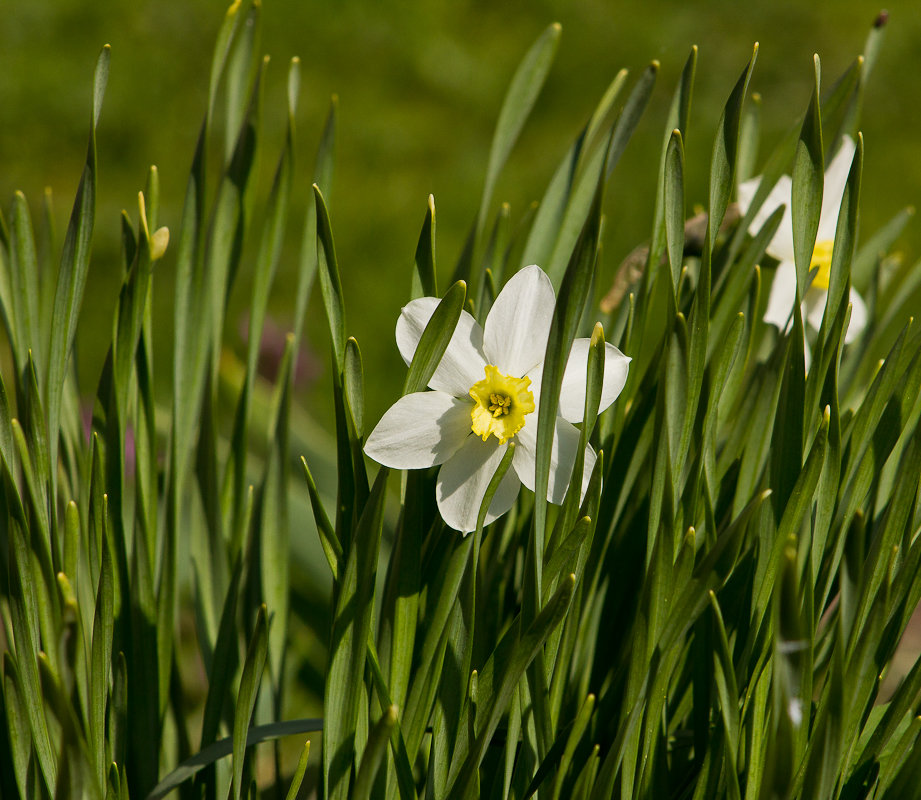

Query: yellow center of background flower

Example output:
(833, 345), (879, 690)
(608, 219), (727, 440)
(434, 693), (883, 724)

(810, 239), (834, 290)
(469, 365), (535, 444)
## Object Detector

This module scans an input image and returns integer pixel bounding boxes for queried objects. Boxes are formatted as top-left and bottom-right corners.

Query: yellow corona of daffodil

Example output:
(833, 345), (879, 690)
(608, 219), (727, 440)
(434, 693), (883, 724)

(364, 265), (630, 533)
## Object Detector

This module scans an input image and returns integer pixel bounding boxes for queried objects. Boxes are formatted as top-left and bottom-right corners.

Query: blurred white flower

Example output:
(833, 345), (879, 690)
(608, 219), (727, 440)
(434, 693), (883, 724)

(738, 135), (867, 347)
(364, 265), (630, 533)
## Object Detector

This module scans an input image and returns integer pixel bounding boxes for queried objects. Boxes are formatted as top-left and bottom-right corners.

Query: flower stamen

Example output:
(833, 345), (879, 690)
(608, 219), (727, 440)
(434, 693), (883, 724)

(489, 393), (511, 416)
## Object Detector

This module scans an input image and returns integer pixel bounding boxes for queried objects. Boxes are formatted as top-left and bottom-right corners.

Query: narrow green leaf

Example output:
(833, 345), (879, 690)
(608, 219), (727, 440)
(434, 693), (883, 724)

(260, 334), (297, 687)
(45, 44), (108, 513)
(231, 604), (268, 800)
(753, 409), (829, 634)
(738, 91), (761, 185)
(477, 23), (561, 240)
(532, 169), (603, 597)
(353, 705), (398, 800)
(285, 741), (311, 800)
(708, 44), (757, 250)
(222, 0), (261, 162)
(602, 61), (658, 181)
(146, 718), (323, 800)
(392, 534), (473, 786)
(89, 530), (114, 789)
(3, 654), (33, 798)
(198, 557), (243, 751)
(205, 0), (245, 123)
(314, 184), (347, 371)
(792, 54), (824, 296)
(10, 191), (41, 373)
(8, 519), (57, 792)
(849, 420), (921, 657)
(323, 470), (389, 800)
(520, 70), (627, 272)
(544, 63), (656, 290)
(646, 46), (697, 283)
(444, 574), (576, 800)
(708, 592), (742, 800)
(664, 129), (685, 294)
(800, 631), (844, 800)
(551, 694), (595, 800)
(411, 194), (437, 299)
(294, 97), (337, 344)
(224, 55), (297, 537)
(301, 457), (341, 580)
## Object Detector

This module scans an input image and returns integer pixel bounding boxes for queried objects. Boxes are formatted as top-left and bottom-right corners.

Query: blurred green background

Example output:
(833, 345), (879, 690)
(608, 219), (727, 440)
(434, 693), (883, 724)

(2, 0), (919, 431)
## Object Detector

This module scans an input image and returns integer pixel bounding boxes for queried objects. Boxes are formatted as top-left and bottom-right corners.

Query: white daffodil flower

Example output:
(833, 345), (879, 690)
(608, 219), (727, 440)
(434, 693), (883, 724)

(364, 264), (631, 533)
(738, 135), (867, 350)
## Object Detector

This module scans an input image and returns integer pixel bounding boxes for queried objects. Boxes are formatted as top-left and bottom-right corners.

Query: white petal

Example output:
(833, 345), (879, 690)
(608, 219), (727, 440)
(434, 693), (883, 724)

(763, 260), (798, 333)
(557, 339), (631, 423)
(817, 136), (857, 241)
(364, 392), (472, 469)
(514, 417), (596, 505)
(741, 174), (795, 261)
(436, 437), (521, 533)
(484, 265), (555, 377)
(736, 174), (761, 216)
(804, 287), (829, 332)
(802, 285), (868, 345)
(844, 288), (867, 344)
(395, 297), (487, 396)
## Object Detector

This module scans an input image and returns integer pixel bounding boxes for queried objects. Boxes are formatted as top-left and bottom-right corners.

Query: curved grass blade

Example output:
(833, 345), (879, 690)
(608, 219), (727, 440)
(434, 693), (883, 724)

(197, 557), (244, 756)
(225, 55), (297, 543)
(364, 642), (417, 800)
(323, 469), (389, 800)
(284, 741), (311, 800)
(545, 63), (657, 290)
(444, 573), (576, 800)
(222, 0), (261, 162)
(477, 23), (561, 242)
(231, 604), (268, 800)
(294, 96), (337, 344)
(45, 44), (108, 512)
(645, 46), (697, 286)
(9, 192), (41, 374)
(791, 54), (824, 296)
(89, 531), (114, 789)
(411, 194), (437, 299)
(301, 456), (341, 580)
(550, 693), (596, 800)
(3, 654), (34, 798)
(353, 705), (398, 800)
(146, 717), (323, 800)
(314, 184), (347, 371)
(7, 521), (57, 792)
(664, 129), (685, 295)
(255, 333), (298, 691)
(521, 69), (627, 272)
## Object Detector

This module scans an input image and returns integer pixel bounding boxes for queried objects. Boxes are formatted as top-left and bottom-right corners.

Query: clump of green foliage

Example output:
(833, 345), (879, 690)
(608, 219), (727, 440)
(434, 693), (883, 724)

(1, 3), (920, 799)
